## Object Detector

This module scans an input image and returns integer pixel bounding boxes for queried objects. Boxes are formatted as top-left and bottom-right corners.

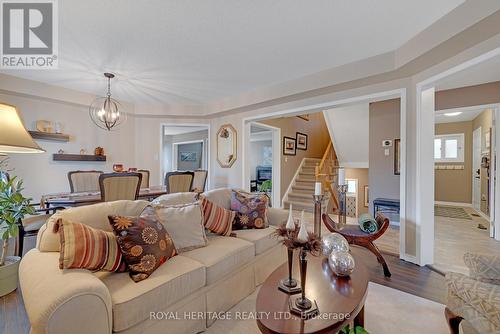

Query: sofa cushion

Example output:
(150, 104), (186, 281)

(182, 236), (254, 285)
(154, 202), (208, 252)
(99, 255), (206, 332)
(201, 188), (232, 209)
(37, 200), (149, 252)
(231, 190), (269, 230)
(200, 197), (235, 236)
(152, 192), (198, 206)
(109, 206), (177, 282)
(234, 226), (279, 255)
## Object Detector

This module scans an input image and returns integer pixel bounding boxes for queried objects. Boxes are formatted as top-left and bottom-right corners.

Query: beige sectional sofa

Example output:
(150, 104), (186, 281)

(19, 188), (288, 334)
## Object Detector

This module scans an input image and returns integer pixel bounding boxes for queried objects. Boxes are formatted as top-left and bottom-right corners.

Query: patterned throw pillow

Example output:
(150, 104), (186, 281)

(55, 218), (126, 272)
(200, 196), (235, 236)
(108, 206), (177, 282)
(230, 190), (269, 230)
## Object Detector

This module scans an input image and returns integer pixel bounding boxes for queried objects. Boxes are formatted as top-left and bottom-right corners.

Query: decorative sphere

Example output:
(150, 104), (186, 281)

(321, 233), (349, 256)
(328, 251), (355, 276)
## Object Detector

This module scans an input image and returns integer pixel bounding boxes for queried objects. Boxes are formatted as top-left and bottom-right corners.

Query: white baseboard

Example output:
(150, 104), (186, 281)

(434, 201), (472, 207)
(401, 253), (418, 265)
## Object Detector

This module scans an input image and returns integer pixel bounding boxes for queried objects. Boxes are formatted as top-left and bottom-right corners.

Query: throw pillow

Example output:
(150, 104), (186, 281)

(230, 190), (269, 230)
(153, 202), (208, 252)
(199, 196), (235, 236)
(108, 206), (177, 282)
(55, 218), (126, 272)
(152, 192), (198, 206)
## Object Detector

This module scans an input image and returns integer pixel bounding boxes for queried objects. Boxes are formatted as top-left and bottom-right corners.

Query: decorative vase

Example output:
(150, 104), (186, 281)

(278, 247), (301, 294)
(113, 164), (124, 172)
(321, 232), (349, 256)
(328, 250), (355, 277)
(289, 249), (319, 318)
(0, 256), (21, 297)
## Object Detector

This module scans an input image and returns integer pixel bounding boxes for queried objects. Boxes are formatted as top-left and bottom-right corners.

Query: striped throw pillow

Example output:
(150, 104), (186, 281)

(200, 197), (235, 236)
(55, 218), (126, 272)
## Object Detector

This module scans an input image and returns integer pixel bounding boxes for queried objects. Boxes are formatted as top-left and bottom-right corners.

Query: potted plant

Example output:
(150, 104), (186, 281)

(0, 174), (35, 297)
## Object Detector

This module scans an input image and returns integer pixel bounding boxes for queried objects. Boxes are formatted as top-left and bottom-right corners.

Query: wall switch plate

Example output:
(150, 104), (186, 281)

(382, 139), (392, 147)
(384, 148), (390, 156)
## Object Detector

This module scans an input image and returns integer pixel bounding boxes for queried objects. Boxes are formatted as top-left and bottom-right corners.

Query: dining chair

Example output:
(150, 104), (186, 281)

(165, 171), (194, 194)
(99, 172), (142, 202)
(138, 169), (150, 188)
(192, 170), (208, 192)
(68, 170), (103, 193)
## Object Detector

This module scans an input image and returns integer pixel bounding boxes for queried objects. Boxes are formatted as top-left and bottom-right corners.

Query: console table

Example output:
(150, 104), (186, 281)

(256, 247), (368, 334)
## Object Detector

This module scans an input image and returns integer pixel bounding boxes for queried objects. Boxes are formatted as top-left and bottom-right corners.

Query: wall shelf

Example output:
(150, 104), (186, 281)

(53, 154), (106, 162)
(29, 131), (70, 142)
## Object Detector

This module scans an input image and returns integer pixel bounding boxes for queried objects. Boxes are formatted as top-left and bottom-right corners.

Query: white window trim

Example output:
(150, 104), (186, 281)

(434, 133), (465, 163)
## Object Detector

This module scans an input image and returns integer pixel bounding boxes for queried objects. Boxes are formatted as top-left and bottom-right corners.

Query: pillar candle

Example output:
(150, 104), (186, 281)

(286, 204), (295, 230)
(297, 210), (309, 242)
(338, 168), (346, 185)
(314, 182), (322, 195)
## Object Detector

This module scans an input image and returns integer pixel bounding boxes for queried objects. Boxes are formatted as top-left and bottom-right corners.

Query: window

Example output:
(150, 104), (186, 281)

(346, 179), (357, 195)
(434, 133), (464, 163)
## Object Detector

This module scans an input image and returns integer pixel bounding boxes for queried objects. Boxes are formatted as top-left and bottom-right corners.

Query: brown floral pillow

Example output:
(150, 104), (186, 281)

(108, 206), (177, 282)
(230, 190), (269, 230)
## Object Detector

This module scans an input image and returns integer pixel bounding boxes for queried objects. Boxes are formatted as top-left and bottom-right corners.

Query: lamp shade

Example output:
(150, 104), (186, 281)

(0, 103), (44, 153)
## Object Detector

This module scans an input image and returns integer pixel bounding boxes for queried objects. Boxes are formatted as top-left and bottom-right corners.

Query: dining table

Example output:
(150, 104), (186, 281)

(41, 185), (168, 209)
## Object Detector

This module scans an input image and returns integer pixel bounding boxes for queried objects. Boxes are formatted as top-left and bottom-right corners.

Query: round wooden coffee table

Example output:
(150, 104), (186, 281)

(256, 246), (369, 334)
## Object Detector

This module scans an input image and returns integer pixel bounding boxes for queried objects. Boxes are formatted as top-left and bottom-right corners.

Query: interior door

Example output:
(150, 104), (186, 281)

(473, 127), (481, 211)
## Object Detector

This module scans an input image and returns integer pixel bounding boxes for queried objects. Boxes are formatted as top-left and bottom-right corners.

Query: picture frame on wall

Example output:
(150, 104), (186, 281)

(364, 186), (369, 207)
(283, 136), (297, 156)
(394, 138), (401, 175)
(296, 132), (308, 150)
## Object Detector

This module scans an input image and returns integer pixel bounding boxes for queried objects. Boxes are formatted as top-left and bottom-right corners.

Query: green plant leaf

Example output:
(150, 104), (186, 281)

(355, 326), (369, 334)
(2, 229), (9, 240)
(9, 224), (18, 237)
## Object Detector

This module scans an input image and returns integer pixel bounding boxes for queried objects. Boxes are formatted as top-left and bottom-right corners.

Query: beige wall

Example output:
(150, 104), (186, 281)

(436, 82), (500, 110)
(261, 112), (330, 198)
(368, 99), (400, 214)
(434, 121), (473, 203)
(345, 168), (369, 215)
(472, 109), (493, 215)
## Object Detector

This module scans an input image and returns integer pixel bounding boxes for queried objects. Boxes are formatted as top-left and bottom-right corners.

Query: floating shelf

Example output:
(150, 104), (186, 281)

(53, 154), (106, 162)
(29, 131), (70, 142)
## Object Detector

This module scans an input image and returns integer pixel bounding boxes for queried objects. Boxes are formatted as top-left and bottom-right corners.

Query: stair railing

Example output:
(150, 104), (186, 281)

(315, 141), (340, 211)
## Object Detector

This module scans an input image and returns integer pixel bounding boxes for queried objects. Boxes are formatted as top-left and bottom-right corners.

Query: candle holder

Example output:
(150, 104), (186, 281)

(313, 194), (324, 238)
(289, 249), (319, 318)
(278, 247), (301, 294)
(337, 184), (348, 227)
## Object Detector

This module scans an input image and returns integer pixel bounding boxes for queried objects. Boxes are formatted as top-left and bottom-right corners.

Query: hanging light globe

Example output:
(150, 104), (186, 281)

(89, 73), (126, 131)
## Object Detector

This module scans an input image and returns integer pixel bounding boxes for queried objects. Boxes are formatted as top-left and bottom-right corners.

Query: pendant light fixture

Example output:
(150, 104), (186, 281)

(89, 73), (126, 131)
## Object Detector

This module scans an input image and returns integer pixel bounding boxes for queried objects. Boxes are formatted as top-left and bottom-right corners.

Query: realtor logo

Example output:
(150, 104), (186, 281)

(1, 0), (58, 69)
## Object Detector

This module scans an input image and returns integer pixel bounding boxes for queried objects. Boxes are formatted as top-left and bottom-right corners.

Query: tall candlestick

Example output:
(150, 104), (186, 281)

(286, 204), (295, 230)
(338, 168), (346, 186)
(297, 211), (308, 243)
(314, 182), (322, 195)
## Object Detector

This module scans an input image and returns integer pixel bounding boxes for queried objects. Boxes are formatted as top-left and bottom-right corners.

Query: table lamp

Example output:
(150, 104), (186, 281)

(0, 103), (44, 154)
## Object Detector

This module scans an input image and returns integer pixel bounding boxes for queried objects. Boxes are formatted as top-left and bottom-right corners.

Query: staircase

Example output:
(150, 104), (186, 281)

(283, 158), (323, 212)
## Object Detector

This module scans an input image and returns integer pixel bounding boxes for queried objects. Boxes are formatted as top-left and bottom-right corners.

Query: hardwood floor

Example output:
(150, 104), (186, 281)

(0, 236), (447, 334)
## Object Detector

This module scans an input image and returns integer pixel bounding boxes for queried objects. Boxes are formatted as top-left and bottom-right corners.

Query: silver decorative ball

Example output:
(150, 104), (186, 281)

(321, 233), (349, 256)
(328, 251), (355, 277)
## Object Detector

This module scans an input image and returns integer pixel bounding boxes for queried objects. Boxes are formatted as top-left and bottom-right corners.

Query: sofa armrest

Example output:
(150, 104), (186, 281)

(267, 207), (289, 227)
(19, 249), (113, 334)
(464, 252), (500, 284)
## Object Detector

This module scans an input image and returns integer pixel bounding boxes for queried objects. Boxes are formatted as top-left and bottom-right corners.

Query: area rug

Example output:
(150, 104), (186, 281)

(434, 205), (472, 220)
(204, 282), (449, 334)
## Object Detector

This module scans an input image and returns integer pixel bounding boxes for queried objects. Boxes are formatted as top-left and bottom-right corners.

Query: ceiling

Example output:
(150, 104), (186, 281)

(435, 106), (489, 124)
(1, 0), (463, 111)
(163, 125), (208, 136)
(435, 54), (500, 91)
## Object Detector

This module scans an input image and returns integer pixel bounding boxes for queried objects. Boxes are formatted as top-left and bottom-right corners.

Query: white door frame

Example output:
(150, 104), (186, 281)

(241, 88), (408, 261)
(159, 123), (211, 188)
(472, 127), (482, 212)
(244, 122), (281, 208)
(415, 49), (500, 264)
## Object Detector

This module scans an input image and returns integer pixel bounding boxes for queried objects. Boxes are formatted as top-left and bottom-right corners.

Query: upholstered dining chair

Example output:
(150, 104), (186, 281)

(68, 170), (103, 193)
(165, 171), (194, 194)
(322, 212), (392, 277)
(137, 169), (150, 188)
(192, 170), (208, 193)
(99, 172), (142, 202)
